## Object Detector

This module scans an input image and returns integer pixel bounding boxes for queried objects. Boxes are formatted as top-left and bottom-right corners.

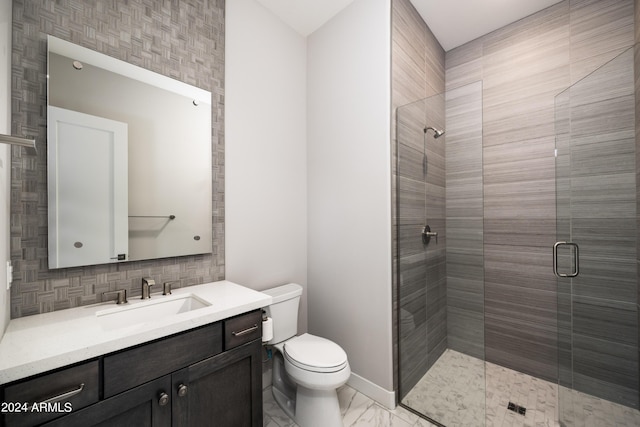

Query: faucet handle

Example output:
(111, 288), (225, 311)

(103, 289), (128, 304)
(163, 282), (174, 295)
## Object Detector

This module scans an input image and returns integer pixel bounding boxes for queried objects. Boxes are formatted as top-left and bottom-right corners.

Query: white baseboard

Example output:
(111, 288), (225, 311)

(265, 362), (396, 410)
(347, 372), (396, 410)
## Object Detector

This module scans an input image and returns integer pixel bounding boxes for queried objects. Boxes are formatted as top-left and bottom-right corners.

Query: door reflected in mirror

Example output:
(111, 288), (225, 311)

(47, 36), (213, 269)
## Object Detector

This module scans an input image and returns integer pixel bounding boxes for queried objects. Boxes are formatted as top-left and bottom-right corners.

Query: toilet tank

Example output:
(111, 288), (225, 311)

(262, 283), (302, 344)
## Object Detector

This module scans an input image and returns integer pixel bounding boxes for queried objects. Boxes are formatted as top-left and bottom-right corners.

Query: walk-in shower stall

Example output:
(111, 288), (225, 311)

(396, 47), (639, 426)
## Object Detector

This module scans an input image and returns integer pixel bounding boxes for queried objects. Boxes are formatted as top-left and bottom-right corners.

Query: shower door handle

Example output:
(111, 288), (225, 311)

(553, 241), (579, 278)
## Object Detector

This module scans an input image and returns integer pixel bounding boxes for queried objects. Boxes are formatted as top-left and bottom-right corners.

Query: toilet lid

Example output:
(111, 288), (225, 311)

(284, 333), (348, 373)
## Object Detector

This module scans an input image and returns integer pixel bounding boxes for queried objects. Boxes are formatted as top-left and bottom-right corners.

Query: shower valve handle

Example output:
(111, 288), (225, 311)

(422, 225), (438, 244)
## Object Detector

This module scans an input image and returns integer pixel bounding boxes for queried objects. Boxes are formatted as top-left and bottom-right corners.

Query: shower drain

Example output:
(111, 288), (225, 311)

(507, 401), (527, 416)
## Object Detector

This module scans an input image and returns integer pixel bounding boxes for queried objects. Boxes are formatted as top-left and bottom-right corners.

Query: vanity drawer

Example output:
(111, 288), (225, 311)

(2, 360), (99, 427)
(103, 322), (222, 398)
(224, 310), (262, 350)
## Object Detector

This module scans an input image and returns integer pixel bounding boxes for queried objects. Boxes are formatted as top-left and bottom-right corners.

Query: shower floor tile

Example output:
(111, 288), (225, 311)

(402, 349), (486, 426)
(401, 349), (640, 427)
(558, 387), (640, 427)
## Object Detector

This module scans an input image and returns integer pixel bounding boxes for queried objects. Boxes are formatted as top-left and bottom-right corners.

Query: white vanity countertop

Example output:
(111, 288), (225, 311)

(0, 280), (272, 385)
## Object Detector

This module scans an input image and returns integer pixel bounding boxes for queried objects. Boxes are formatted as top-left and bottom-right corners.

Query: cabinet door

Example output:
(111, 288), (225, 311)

(43, 375), (172, 427)
(172, 340), (262, 427)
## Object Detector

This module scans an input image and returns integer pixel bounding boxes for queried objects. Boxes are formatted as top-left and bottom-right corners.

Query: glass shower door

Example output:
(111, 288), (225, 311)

(396, 93), (450, 425)
(397, 81), (484, 426)
(554, 47), (639, 426)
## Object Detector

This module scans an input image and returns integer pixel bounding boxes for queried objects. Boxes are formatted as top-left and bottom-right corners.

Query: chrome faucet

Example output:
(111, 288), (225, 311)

(142, 278), (155, 299)
(103, 289), (128, 305)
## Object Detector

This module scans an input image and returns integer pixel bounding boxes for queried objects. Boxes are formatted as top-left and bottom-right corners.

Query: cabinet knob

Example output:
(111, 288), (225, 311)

(158, 392), (170, 406)
(178, 384), (188, 397)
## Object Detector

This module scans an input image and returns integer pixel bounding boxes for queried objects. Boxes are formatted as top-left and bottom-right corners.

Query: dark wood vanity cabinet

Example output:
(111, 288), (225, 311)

(43, 375), (173, 427)
(172, 339), (262, 427)
(1, 361), (100, 427)
(1, 310), (263, 427)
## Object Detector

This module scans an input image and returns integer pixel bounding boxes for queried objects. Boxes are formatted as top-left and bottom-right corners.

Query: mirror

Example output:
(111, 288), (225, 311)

(47, 36), (212, 269)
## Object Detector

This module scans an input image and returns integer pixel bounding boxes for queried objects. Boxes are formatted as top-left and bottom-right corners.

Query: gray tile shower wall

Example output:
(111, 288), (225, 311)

(444, 81), (483, 360)
(10, 0), (225, 318)
(394, 0), (637, 408)
(444, 0), (636, 405)
(391, 0), (446, 396)
(636, 0), (640, 409)
(396, 96), (448, 396)
(478, 0), (568, 382)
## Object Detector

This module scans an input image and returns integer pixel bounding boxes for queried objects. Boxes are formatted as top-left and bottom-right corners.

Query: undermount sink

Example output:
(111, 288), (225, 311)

(96, 294), (211, 330)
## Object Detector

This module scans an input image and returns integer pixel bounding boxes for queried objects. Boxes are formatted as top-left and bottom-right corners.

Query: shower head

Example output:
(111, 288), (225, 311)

(424, 126), (445, 139)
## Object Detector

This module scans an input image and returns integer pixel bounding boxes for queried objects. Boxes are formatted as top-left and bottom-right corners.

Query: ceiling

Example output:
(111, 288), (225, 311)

(254, 0), (357, 36)
(256, 0), (564, 51)
(411, 0), (565, 51)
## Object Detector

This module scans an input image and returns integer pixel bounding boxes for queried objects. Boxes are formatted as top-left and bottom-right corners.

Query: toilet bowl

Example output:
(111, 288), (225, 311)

(263, 284), (350, 427)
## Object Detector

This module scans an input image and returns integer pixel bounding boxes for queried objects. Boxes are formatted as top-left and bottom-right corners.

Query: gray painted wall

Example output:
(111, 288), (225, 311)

(10, 0), (225, 318)
(307, 0), (394, 398)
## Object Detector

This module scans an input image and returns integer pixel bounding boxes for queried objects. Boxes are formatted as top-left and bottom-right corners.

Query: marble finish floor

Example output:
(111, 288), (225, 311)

(402, 349), (640, 427)
(263, 349), (640, 426)
(263, 384), (438, 427)
(558, 387), (640, 427)
(402, 349), (486, 426)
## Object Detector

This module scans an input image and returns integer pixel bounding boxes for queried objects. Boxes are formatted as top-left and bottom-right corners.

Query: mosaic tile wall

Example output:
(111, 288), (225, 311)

(10, 0), (225, 318)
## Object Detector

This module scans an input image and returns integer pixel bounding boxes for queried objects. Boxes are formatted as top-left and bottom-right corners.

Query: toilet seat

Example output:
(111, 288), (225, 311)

(283, 333), (348, 373)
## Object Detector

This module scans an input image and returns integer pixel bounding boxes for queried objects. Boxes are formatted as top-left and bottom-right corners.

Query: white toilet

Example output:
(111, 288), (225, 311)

(263, 283), (350, 427)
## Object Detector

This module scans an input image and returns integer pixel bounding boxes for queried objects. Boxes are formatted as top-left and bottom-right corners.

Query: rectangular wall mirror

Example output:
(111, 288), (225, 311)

(47, 36), (213, 269)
